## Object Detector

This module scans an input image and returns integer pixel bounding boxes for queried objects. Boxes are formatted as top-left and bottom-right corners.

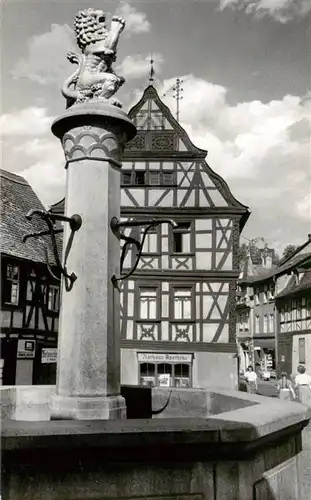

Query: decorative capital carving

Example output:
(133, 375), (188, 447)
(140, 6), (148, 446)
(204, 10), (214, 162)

(62, 124), (125, 165)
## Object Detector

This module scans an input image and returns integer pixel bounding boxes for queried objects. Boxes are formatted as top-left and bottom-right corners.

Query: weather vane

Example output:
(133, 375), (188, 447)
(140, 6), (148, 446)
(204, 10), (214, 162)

(162, 77), (184, 121)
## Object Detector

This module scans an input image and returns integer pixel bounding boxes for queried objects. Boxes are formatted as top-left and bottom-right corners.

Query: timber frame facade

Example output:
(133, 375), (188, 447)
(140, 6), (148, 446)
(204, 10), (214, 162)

(0, 169), (61, 385)
(118, 86), (249, 388)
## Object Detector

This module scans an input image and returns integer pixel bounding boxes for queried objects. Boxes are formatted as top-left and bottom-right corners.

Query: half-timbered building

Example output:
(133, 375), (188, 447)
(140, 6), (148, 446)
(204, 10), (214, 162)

(118, 85), (250, 389)
(51, 85), (250, 390)
(0, 170), (61, 385)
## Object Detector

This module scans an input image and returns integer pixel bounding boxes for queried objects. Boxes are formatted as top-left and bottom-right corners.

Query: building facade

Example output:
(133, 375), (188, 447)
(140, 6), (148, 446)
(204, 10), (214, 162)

(236, 251), (276, 374)
(0, 170), (61, 385)
(236, 238), (311, 377)
(116, 85), (249, 389)
(51, 85), (250, 390)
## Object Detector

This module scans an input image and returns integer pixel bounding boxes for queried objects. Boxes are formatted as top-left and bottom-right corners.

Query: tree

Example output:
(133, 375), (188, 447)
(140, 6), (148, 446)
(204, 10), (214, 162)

(282, 244), (298, 260)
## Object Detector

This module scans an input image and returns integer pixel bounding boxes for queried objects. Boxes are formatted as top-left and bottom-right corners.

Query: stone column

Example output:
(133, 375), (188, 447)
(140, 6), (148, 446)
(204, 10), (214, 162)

(50, 103), (136, 420)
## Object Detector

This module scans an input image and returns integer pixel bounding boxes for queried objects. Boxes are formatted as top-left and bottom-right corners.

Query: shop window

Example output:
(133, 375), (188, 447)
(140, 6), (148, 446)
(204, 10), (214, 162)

(139, 361), (192, 388)
(139, 287), (157, 320)
(174, 363), (190, 388)
(172, 222), (192, 254)
(157, 363), (172, 387)
(3, 264), (20, 305)
(173, 288), (192, 320)
(48, 286), (60, 312)
(298, 338), (306, 364)
(140, 363), (156, 387)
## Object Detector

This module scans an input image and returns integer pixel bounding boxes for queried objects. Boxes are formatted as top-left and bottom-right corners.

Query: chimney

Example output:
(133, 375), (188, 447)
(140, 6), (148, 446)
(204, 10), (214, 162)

(261, 249), (273, 268)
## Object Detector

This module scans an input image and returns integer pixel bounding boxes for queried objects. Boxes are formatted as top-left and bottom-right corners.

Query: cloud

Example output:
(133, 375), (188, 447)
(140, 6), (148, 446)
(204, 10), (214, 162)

(3, 77), (310, 252)
(1, 107), (65, 206)
(160, 75), (311, 249)
(117, 53), (164, 80)
(12, 24), (75, 85)
(117, 2), (151, 34)
(11, 6), (151, 86)
(218, 0), (311, 22)
(0, 107), (53, 136)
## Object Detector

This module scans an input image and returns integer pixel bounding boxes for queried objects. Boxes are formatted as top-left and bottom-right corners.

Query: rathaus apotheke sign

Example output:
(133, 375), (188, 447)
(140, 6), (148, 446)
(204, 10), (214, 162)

(137, 353), (193, 363)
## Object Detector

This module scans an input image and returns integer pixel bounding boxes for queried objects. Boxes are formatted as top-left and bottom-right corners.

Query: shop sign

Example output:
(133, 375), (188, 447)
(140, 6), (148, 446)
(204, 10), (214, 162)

(41, 348), (58, 364)
(137, 352), (192, 363)
(17, 339), (36, 359)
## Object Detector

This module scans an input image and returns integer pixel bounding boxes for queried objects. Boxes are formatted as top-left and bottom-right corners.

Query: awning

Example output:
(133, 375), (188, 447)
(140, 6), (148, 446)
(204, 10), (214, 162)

(253, 339), (275, 350)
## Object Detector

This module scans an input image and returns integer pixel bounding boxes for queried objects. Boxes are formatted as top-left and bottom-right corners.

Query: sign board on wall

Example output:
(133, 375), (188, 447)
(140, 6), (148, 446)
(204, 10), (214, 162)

(41, 348), (58, 364)
(17, 339), (35, 359)
(137, 353), (192, 363)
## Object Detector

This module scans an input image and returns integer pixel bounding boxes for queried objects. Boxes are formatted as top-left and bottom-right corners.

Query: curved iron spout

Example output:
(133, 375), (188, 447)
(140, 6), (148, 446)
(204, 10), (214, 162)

(111, 217), (177, 285)
(23, 209), (82, 291)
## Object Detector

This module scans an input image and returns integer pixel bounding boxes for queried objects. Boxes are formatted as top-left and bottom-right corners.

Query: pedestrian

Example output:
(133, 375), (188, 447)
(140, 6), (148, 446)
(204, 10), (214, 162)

(244, 365), (258, 394)
(294, 365), (311, 405)
(277, 372), (296, 401)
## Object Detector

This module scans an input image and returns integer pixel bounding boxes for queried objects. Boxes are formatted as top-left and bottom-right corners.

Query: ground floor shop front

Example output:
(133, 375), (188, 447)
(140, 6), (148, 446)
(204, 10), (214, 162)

(121, 346), (239, 390)
(0, 334), (57, 386)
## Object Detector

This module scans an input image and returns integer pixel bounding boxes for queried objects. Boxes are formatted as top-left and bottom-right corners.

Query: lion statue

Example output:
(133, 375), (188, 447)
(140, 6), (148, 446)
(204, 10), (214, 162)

(61, 9), (126, 108)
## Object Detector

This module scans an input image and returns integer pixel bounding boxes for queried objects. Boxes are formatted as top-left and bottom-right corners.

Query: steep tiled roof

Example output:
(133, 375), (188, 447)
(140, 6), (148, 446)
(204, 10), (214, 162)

(276, 269), (311, 298)
(0, 169), (61, 265)
(240, 251), (311, 285)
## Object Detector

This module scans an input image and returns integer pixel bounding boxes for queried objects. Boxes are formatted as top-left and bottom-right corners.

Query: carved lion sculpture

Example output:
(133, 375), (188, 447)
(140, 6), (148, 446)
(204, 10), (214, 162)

(62, 9), (126, 108)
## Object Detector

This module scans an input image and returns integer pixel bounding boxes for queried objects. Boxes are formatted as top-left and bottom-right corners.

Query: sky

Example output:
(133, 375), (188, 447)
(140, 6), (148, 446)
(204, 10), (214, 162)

(1, 0), (311, 255)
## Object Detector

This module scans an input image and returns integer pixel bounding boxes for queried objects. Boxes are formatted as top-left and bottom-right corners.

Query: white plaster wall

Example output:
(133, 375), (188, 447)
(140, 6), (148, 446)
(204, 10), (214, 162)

(292, 333), (311, 375)
(121, 349), (139, 385)
(192, 352), (238, 390)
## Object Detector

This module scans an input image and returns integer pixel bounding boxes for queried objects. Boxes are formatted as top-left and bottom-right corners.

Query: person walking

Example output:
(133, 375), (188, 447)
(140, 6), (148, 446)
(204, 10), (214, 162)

(244, 365), (258, 394)
(294, 365), (311, 405)
(277, 372), (296, 401)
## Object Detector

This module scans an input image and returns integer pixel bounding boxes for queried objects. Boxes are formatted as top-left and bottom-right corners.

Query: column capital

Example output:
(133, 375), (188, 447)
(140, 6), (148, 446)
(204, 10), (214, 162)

(51, 103), (136, 165)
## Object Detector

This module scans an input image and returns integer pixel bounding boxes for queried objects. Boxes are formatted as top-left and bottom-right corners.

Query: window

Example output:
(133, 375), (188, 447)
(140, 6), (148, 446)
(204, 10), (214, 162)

(173, 288), (192, 320)
(139, 288), (157, 320)
(121, 170), (175, 186)
(141, 227), (158, 253)
(268, 284), (275, 300)
(157, 363), (172, 387)
(269, 314), (274, 333)
(4, 264), (20, 305)
(140, 363), (156, 387)
(122, 172), (132, 185)
(255, 315), (260, 333)
(263, 315), (268, 333)
(48, 286), (60, 312)
(172, 222), (191, 254)
(263, 286), (268, 303)
(174, 364), (190, 388)
(299, 338), (306, 364)
(255, 290), (260, 305)
(139, 360), (192, 388)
